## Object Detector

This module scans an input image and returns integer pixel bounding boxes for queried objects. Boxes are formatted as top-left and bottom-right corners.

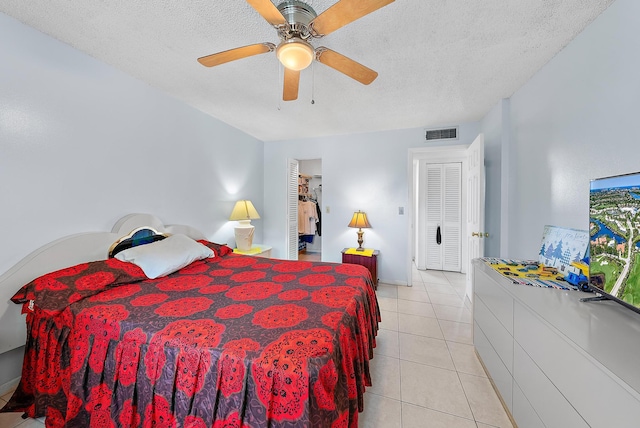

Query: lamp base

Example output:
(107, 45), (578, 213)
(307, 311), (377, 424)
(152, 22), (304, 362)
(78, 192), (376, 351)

(234, 220), (255, 252)
(356, 229), (365, 251)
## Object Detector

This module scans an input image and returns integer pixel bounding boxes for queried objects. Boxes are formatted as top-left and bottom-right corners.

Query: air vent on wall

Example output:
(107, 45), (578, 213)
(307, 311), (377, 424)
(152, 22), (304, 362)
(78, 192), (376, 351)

(425, 127), (458, 141)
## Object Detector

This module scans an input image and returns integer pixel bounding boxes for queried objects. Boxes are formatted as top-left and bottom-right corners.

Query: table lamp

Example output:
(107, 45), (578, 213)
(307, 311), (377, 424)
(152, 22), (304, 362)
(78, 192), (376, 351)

(348, 210), (371, 251)
(229, 200), (260, 251)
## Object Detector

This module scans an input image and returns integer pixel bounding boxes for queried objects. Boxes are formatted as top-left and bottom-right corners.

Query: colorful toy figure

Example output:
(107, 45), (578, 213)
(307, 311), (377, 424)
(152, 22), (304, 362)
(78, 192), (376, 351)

(565, 260), (590, 291)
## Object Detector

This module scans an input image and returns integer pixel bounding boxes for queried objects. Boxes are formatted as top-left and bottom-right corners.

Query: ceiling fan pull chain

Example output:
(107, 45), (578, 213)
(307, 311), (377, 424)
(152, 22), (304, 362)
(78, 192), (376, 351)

(277, 61), (282, 111)
(311, 61), (315, 105)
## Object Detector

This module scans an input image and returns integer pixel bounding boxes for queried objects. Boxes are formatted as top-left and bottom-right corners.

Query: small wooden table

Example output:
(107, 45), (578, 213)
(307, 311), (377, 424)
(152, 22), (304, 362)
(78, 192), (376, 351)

(341, 248), (379, 287)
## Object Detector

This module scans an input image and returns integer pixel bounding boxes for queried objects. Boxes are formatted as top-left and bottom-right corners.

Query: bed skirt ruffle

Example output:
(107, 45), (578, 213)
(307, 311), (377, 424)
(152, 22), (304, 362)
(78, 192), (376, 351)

(2, 278), (379, 428)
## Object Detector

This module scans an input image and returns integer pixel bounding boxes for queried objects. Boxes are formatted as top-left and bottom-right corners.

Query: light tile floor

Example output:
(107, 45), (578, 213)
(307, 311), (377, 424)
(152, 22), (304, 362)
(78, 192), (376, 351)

(0, 387), (43, 428)
(359, 267), (514, 428)
(0, 267), (513, 428)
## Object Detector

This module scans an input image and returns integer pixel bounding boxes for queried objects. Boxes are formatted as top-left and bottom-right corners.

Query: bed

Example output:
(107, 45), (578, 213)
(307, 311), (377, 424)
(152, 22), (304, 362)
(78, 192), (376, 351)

(0, 214), (379, 427)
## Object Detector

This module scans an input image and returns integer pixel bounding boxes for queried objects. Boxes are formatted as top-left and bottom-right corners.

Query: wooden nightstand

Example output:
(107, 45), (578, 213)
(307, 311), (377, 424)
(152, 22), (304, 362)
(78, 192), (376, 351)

(233, 244), (272, 258)
(341, 248), (379, 287)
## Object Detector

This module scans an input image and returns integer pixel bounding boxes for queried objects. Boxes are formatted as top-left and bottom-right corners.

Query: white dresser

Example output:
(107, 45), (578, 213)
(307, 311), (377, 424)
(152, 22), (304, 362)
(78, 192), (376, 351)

(472, 259), (640, 428)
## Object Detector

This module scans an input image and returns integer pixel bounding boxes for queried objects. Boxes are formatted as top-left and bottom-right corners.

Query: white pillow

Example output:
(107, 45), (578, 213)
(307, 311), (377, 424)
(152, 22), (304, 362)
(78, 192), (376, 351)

(115, 234), (214, 279)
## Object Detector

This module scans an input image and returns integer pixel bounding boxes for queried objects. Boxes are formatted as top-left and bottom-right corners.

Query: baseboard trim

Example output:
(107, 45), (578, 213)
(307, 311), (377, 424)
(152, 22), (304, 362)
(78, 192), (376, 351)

(378, 279), (408, 286)
(0, 377), (20, 398)
(474, 349), (518, 428)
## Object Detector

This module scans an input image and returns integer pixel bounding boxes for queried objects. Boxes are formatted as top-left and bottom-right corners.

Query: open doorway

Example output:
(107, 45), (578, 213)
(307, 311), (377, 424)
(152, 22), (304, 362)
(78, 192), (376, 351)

(408, 136), (485, 304)
(288, 159), (322, 261)
(299, 159), (322, 261)
(411, 146), (469, 279)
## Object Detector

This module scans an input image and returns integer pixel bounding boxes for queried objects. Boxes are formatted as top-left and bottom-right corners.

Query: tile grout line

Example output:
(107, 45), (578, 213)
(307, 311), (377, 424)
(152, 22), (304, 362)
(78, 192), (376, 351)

(405, 273), (482, 422)
(444, 273), (499, 428)
(396, 268), (479, 427)
(441, 273), (479, 427)
(395, 322), (403, 428)
(398, 344), (480, 426)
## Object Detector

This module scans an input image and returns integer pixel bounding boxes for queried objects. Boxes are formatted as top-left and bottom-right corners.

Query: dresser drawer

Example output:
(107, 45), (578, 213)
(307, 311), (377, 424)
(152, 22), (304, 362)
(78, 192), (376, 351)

(474, 295), (513, 374)
(474, 267), (514, 335)
(512, 380), (544, 428)
(514, 301), (640, 428)
(474, 321), (513, 411)
(513, 342), (589, 428)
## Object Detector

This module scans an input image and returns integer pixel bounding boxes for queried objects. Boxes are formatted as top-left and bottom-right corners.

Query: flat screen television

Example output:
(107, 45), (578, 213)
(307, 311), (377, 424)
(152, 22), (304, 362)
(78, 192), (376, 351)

(588, 171), (640, 315)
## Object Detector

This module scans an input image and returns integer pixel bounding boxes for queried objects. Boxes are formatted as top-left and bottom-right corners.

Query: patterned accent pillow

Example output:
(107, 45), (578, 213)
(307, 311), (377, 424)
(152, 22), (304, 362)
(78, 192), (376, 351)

(108, 230), (167, 258)
(198, 240), (234, 257)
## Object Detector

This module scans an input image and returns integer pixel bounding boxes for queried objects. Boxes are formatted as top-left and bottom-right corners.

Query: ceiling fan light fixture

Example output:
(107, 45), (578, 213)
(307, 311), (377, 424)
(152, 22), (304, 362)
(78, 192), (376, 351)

(276, 38), (314, 71)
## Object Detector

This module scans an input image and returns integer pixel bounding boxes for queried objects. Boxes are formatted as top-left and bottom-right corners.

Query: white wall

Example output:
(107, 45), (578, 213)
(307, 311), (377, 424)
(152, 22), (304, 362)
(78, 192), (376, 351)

(0, 12), (265, 278)
(479, 98), (513, 258)
(479, 100), (505, 257)
(264, 124), (480, 284)
(0, 12), (264, 377)
(504, 0), (639, 258)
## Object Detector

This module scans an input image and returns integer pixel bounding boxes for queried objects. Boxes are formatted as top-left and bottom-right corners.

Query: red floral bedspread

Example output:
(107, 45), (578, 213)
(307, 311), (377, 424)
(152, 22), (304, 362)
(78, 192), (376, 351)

(2, 244), (379, 428)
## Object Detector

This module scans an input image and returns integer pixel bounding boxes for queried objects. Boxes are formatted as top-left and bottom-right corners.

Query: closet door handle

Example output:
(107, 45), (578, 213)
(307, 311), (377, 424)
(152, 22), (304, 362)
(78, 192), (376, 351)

(436, 226), (441, 245)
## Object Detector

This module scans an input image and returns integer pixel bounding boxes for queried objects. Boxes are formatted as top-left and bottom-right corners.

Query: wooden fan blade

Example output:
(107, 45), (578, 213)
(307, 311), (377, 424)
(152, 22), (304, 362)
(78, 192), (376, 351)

(246, 0), (287, 26)
(310, 0), (395, 36)
(316, 47), (378, 85)
(197, 43), (275, 67)
(283, 68), (300, 101)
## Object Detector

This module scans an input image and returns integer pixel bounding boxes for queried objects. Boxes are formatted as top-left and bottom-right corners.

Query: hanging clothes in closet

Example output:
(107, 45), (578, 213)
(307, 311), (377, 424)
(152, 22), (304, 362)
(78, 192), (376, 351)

(298, 199), (318, 243)
(315, 201), (321, 236)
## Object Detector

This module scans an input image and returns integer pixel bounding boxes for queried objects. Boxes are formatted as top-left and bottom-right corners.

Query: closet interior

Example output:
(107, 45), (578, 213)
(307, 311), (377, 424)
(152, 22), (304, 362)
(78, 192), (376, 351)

(298, 160), (322, 261)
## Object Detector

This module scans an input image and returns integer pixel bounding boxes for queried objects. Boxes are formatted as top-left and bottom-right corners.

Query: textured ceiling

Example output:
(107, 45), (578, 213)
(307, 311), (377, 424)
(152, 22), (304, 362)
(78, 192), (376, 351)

(0, 0), (614, 142)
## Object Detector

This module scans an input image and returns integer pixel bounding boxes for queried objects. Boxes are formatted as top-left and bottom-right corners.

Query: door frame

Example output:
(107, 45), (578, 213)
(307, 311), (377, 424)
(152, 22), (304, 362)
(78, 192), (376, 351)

(407, 145), (470, 287)
(287, 157), (323, 261)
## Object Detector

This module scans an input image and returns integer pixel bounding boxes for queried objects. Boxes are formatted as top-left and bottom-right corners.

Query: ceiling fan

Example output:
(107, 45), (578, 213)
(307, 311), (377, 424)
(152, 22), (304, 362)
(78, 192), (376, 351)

(197, 0), (395, 101)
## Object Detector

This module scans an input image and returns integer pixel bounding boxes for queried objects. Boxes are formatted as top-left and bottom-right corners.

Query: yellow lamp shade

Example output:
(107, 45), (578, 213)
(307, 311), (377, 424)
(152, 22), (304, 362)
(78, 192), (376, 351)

(348, 211), (371, 229)
(229, 200), (260, 221)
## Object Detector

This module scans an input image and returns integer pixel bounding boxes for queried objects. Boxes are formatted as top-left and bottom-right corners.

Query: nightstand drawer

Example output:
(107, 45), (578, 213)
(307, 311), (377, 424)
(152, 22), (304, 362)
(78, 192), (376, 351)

(341, 248), (378, 286)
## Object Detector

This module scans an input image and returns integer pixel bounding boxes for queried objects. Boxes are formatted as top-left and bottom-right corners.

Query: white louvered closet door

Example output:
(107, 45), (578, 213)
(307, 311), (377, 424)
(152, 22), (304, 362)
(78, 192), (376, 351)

(424, 162), (461, 271)
(287, 159), (299, 260)
(425, 165), (443, 270)
(442, 164), (461, 271)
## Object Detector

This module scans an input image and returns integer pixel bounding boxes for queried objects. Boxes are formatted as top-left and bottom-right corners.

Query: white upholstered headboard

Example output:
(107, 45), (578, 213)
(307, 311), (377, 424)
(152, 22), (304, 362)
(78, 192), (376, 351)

(0, 214), (205, 354)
